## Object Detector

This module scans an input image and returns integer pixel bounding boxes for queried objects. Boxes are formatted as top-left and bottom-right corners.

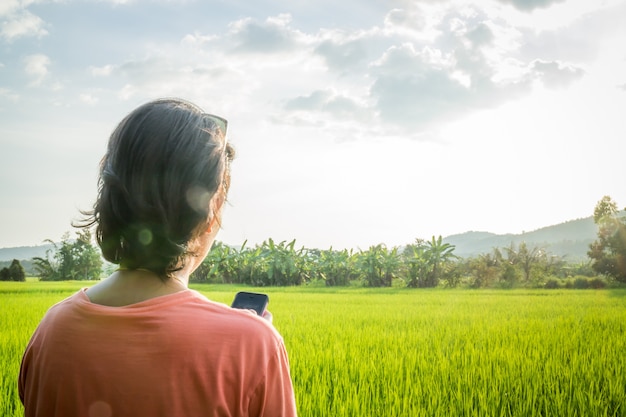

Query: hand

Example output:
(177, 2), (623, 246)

(261, 309), (273, 324)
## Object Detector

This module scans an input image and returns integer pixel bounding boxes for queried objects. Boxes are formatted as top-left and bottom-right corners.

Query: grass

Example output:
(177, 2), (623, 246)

(2, 281), (625, 416)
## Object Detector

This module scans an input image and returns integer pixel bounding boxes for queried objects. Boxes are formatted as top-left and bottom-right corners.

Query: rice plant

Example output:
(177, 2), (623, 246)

(2, 282), (625, 416)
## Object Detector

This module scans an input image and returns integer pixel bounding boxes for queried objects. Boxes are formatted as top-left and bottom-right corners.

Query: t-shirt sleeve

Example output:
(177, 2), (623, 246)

(248, 339), (297, 417)
(18, 341), (30, 404)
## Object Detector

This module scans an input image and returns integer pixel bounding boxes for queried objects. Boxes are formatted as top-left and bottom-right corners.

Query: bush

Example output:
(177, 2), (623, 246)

(544, 279), (560, 289)
(573, 277), (590, 289)
(589, 277), (607, 289)
(305, 278), (327, 288)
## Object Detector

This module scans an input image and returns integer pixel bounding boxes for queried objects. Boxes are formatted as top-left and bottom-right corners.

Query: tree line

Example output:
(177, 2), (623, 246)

(188, 237), (604, 288)
(15, 196), (626, 288)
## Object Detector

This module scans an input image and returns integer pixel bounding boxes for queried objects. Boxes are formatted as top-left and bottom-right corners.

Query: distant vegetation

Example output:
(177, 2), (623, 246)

(30, 230), (103, 281)
(6, 196), (626, 289)
(189, 237), (613, 289)
(187, 196), (626, 289)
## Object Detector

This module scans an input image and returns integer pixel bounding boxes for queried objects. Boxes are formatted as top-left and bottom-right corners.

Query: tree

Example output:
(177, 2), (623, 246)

(72, 230), (103, 281)
(466, 252), (501, 288)
(191, 241), (246, 283)
(403, 239), (428, 288)
(504, 242), (546, 283)
(259, 239), (309, 286)
(313, 248), (358, 286)
(32, 247), (56, 281)
(588, 196), (626, 283)
(593, 195), (618, 223)
(357, 244), (400, 287)
(32, 231), (103, 281)
(8, 259), (26, 281)
(229, 239), (310, 286)
(0, 267), (10, 281)
(421, 236), (457, 287)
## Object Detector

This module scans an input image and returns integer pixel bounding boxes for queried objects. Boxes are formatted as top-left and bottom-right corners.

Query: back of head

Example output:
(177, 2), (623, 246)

(85, 98), (234, 279)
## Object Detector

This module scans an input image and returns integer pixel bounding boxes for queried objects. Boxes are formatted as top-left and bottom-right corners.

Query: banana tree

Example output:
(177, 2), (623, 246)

(357, 244), (400, 287)
(191, 241), (239, 283)
(421, 236), (457, 287)
(315, 248), (358, 286)
(403, 240), (428, 288)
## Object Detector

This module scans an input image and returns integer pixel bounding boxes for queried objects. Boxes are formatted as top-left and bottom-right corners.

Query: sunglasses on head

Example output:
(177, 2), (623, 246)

(206, 114), (228, 137)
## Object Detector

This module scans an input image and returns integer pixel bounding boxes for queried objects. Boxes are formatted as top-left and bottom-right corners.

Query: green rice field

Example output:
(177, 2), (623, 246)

(2, 281), (625, 416)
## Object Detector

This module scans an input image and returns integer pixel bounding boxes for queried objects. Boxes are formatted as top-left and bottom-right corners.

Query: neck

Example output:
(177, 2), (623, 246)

(85, 268), (189, 307)
(116, 266), (190, 288)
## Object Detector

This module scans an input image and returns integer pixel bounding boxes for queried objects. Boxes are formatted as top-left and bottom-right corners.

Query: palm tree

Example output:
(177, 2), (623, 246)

(504, 242), (545, 283)
(421, 236), (457, 287)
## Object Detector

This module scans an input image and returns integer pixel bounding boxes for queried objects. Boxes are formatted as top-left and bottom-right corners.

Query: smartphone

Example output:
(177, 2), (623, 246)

(231, 291), (269, 316)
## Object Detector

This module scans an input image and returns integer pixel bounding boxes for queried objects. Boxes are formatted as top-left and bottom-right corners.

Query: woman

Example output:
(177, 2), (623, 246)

(19, 98), (297, 417)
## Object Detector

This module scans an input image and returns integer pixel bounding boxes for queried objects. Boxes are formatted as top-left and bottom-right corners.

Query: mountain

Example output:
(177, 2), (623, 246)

(442, 217), (597, 262)
(0, 243), (55, 262)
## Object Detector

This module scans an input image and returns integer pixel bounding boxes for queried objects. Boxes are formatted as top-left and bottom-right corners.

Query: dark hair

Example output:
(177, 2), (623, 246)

(79, 98), (234, 280)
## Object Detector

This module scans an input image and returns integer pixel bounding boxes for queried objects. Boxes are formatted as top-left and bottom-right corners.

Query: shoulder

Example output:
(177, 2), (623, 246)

(191, 290), (282, 337)
(21, 290), (88, 352)
(36, 290), (87, 322)
(158, 290), (284, 348)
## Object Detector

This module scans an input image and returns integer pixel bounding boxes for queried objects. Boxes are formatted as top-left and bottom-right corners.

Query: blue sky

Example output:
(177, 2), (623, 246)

(1, 0), (625, 250)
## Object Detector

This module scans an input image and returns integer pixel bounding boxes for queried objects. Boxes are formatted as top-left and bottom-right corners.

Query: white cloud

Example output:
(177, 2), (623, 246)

(169, 7), (579, 136)
(1, 9), (47, 41)
(7, 5), (601, 142)
(382, 3), (444, 42)
(531, 60), (585, 89)
(368, 43), (475, 130)
(108, 55), (237, 101)
(117, 83), (137, 100)
(65, 4), (597, 141)
(362, 6), (542, 133)
(496, 0), (567, 12)
(24, 53), (50, 86)
(314, 35), (372, 71)
(0, 87), (19, 100)
(0, 0), (20, 17)
(90, 64), (114, 77)
(227, 14), (305, 54)
(181, 32), (217, 48)
(79, 93), (98, 105)
(295, 3), (598, 135)
(501, 0), (623, 31)
(283, 89), (371, 124)
(384, 7), (427, 33)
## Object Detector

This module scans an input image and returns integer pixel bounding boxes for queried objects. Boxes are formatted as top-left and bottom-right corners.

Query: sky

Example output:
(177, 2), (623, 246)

(1, 0), (625, 251)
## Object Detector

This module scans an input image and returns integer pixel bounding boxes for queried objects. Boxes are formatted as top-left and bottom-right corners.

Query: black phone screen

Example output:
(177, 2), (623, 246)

(231, 291), (269, 316)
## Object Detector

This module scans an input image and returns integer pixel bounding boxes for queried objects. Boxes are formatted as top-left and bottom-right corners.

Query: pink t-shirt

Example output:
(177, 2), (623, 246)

(19, 289), (297, 417)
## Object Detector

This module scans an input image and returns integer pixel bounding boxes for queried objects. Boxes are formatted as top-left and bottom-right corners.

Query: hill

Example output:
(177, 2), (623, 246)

(442, 217), (597, 262)
(0, 243), (54, 262)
